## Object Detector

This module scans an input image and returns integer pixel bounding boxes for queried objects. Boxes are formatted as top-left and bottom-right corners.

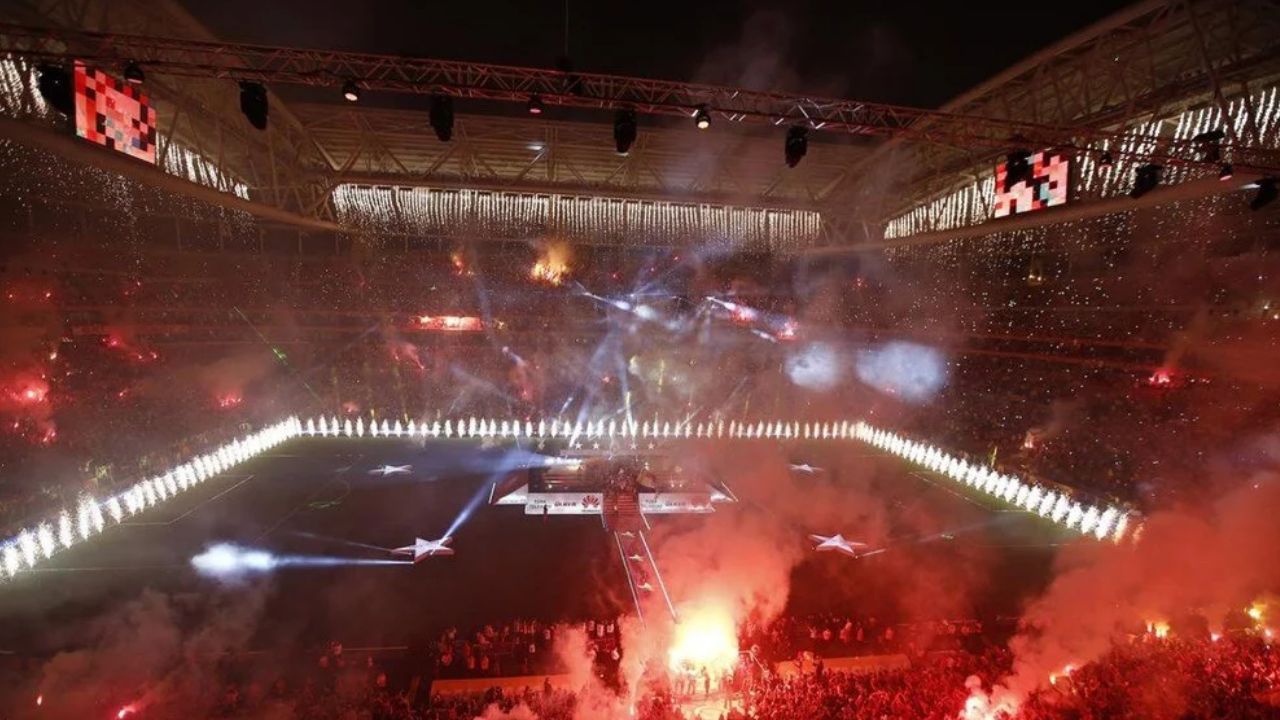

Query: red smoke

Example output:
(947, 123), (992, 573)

(970, 468), (1280, 716)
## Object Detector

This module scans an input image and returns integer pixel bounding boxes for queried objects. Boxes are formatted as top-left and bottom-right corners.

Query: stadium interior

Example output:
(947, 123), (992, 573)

(0, 0), (1279, 718)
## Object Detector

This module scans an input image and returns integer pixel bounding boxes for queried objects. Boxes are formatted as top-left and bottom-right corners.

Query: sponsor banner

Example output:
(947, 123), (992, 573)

(523, 492), (604, 515)
(639, 493), (714, 514)
(520, 492), (716, 514)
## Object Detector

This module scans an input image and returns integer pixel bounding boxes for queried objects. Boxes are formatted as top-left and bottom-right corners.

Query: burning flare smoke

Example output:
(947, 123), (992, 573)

(531, 241), (572, 286)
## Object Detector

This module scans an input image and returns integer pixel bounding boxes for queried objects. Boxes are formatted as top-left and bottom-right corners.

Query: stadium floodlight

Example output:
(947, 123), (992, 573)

(123, 61), (145, 85)
(239, 82), (268, 130)
(430, 94), (454, 142)
(614, 108), (637, 155)
(1192, 128), (1225, 163)
(1129, 163), (1162, 198)
(527, 94), (544, 115)
(694, 105), (711, 130)
(342, 80), (360, 103)
(784, 126), (808, 168)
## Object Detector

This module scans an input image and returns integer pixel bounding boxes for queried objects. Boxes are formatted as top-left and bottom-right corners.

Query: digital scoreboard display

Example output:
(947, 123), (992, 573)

(73, 63), (157, 164)
(994, 151), (1068, 218)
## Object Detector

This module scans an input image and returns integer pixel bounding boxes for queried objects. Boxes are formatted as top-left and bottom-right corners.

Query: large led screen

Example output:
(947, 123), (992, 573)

(994, 151), (1068, 218)
(73, 62), (157, 164)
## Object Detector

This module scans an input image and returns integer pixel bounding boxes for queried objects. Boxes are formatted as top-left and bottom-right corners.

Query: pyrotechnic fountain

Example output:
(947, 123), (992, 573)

(1, 410), (1140, 581)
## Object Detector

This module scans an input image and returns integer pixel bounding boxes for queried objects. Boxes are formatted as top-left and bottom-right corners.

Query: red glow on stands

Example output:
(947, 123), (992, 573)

(40, 427), (57, 444)
(342, 401), (360, 414)
(390, 347), (425, 370)
(216, 394), (243, 409)
(7, 377), (50, 406)
(3, 282), (56, 304)
(117, 704), (137, 719)
(1147, 368), (1174, 387)
(416, 315), (483, 332)
(35, 694), (42, 706)
(450, 253), (472, 277)
(104, 333), (159, 363)
(531, 244), (572, 286)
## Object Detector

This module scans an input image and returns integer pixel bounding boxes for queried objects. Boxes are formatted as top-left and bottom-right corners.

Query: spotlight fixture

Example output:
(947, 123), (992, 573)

(694, 105), (711, 130)
(36, 64), (73, 116)
(1098, 151), (1114, 167)
(527, 94), (544, 115)
(613, 108), (637, 155)
(1193, 128), (1225, 163)
(123, 61), (145, 85)
(1252, 178), (1277, 211)
(784, 126), (808, 168)
(429, 94), (454, 142)
(239, 81), (268, 131)
(1003, 149), (1032, 191)
(1129, 163), (1162, 199)
(342, 80), (360, 103)
(1219, 163), (1234, 181)
(1192, 129), (1225, 143)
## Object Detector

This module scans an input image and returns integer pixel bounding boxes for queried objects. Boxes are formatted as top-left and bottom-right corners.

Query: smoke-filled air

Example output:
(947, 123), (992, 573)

(2, 2), (1280, 720)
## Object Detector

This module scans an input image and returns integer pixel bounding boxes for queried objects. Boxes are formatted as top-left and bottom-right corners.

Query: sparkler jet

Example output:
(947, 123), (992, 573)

(809, 533), (869, 558)
(369, 464), (412, 476)
(391, 536), (454, 562)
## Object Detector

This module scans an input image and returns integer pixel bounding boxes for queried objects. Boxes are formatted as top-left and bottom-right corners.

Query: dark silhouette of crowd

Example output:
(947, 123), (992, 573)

(161, 621), (1279, 720)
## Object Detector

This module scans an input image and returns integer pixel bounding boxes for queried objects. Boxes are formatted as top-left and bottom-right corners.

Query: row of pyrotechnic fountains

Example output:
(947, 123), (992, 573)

(296, 414), (1136, 542)
(855, 424), (1135, 544)
(300, 415), (863, 442)
(0, 418), (303, 580)
(0, 412), (1138, 581)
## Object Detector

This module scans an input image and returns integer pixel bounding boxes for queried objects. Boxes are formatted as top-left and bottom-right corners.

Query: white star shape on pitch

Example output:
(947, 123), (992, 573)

(808, 533), (869, 558)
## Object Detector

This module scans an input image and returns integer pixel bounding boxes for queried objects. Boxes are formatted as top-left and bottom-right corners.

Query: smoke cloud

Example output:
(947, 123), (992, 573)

(35, 585), (271, 718)
(855, 340), (949, 403)
(784, 341), (844, 391)
(974, 454), (1280, 714)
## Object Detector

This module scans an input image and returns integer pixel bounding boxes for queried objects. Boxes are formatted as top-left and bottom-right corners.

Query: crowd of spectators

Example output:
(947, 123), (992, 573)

(744, 614), (986, 663)
(897, 351), (1280, 510)
(432, 617), (621, 680)
(107, 619), (1276, 719)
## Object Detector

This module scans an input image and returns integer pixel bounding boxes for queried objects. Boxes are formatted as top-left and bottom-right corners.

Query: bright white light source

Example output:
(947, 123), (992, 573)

(192, 543), (275, 577)
(855, 341), (949, 403)
(785, 342), (843, 390)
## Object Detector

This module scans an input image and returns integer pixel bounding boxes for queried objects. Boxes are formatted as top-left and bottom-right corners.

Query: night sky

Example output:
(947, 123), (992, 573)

(181, 0), (1132, 109)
